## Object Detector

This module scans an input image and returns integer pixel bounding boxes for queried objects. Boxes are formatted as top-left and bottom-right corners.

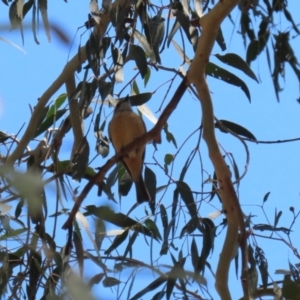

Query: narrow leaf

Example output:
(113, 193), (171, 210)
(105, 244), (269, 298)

(130, 44), (148, 79)
(215, 119), (256, 140)
(176, 181), (197, 219)
(73, 231), (84, 277)
(215, 53), (258, 82)
(38, 0), (51, 42)
(263, 192), (271, 203)
(274, 210), (282, 228)
(0, 228), (26, 241)
(206, 62), (251, 102)
(116, 93), (152, 106)
(144, 219), (162, 241)
(144, 66), (151, 87)
(133, 29), (157, 63)
(34, 109), (67, 137)
(130, 276), (166, 300)
(46, 93), (67, 119)
(145, 166), (156, 204)
(71, 137), (90, 182)
(85, 206), (156, 239)
(104, 230), (129, 254)
(160, 204), (168, 229)
(102, 276), (121, 287)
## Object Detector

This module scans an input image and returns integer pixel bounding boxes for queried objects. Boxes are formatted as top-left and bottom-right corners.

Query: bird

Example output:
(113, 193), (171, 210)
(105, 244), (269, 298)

(108, 97), (151, 203)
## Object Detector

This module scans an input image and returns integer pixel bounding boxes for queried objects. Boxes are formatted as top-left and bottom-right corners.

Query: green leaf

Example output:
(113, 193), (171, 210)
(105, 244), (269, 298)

(172, 188), (179, 237)
(160, 204), (168, 229)
(215, 119), (256, 140)
(216, 27), (226, 51)
(197, 218), (215, 273)
(228, 153), (240, 185)
(85, 206), (158, 240)
(263, 191), (271, 203)
(274, 209), (282, 227)
(283, 8), (300, 34)
(246, 18), (270, 65)
(164, 154), (174, 165)
(164, 153), (174, 174)
(160, 240), (168, 256)
(167, 20), (181, 48)
(118, 169), (133, 197)
(0, 131), (9, 143)
(206, 62), (251, 102)
(144, 219), (162, 241)
(98, 80), (112, 100)
(289, 262), (300, 283)
(180, 218), (198, 237)
(88, 273), (105, 287)
(46, 93), (67, 119)
(209, 171), (218, 202)
(111, 44), (124, 82)
(255, 246), (268, 290)
(73, 231), (84, 277)
(144, 15), (165, 64)
(99, 37), (111, 59)
(0, 228), (27, 241)
(191, 237), (199, 272)
(111, 44), (120, 66)
(117, 93), (152, 106)
(145, 166), (157, 205)
(132, 80), (140, 95)
(163, 124), (177, 148)
(34, 109), (67, 137)
(171, 40), (191, 64)
(133, 29), (157, 63)
(71, 137), (90, 182)
(176, 181), (197, 219)
(174, 10), (191, 43)
(253, 224), (291, 234)
(215, 53), (258, 82)
(104, 230), (129, 255)
(106, 164), (119, 190)
(190, 24), (199, 52)
(15, 199), (24, 218)
(144, 66), (151, 87)
(178, 150), (196, 182)
(130, 276), (166, 300)
(160, 218), (175, 255)
(28, 250), (42, 299)
(246, 35), (270, 65)
(102, 276), (121, 287)
(282, 275), (300, 300)
(123, 231), (138, 258)
(166, 276), (176, 300)
(95, 219), (106, 250)
(152, 291), (166, 300)
(44, 233), (56, 253)
(130, 45), (148, 79)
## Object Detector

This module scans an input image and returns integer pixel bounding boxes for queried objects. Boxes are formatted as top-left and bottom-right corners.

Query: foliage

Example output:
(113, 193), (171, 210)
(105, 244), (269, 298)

(1, 0), (300, 299)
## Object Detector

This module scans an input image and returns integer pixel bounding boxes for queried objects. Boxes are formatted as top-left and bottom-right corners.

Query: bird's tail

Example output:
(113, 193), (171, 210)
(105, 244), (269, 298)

(135, 174), (151, 203)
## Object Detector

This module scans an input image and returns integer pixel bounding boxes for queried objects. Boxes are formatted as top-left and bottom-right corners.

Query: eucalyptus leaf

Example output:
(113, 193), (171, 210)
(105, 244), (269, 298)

(215, 53), (258, 82)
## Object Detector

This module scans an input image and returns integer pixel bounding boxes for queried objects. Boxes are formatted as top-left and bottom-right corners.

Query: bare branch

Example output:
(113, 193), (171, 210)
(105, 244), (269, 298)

(186, 1), (248, 299)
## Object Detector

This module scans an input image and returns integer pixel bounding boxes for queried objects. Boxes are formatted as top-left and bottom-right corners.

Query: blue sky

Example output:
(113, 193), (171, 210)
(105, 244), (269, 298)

(1, 1), (300, 299)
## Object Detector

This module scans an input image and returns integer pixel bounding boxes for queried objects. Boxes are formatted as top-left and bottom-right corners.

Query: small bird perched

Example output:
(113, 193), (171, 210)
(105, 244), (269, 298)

(108, 97), (151, 203)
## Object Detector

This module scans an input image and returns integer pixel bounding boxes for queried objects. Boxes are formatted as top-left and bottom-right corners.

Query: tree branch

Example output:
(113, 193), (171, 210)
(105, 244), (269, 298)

(186, 1), (248, 299)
